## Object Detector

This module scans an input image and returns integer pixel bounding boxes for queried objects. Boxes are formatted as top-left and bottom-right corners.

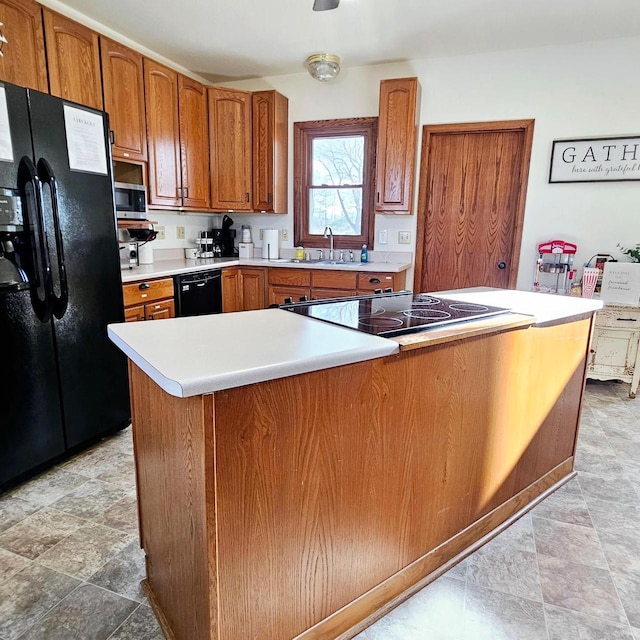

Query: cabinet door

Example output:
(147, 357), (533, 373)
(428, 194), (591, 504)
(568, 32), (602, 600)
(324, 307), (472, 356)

(375, 78), (419, 214)
(252, 90), (288, 213)
(100, 37), (147, 161)
(588, 328), (639, 377)
(144, 59), (181, 208)
(268, 285), (310, 307)
(239, 268), (266, 310)
(222, 268), (239, 313)
(42, 9), (102, 109)
(145, 299), (175, 320)
(124, 305), (145, 322)
(179, 75), (210, 210)
(0, 0), (47, 91)
(209, 87), (252, 211)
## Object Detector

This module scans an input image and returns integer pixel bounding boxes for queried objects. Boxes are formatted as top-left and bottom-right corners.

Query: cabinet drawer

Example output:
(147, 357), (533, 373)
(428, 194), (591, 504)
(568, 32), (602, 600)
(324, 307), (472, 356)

(312, 270), (357, 290)
(268, 285), (310, 306)
(596, 308), (640, 329)
(311, 288), (354, 301)
(268, 268), (311, 287)
(123, 278), (174, 306)
(145, 299), (175, 320)
(357, 272), (397, 291)
(124, 305), (145, 322)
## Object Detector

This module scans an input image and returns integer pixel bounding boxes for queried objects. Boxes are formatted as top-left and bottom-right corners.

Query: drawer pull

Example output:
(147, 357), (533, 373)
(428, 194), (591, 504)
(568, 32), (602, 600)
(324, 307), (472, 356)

(617, 318), (638, 322)
(138, 283), (150, 290)
(369, 277), (380, 284)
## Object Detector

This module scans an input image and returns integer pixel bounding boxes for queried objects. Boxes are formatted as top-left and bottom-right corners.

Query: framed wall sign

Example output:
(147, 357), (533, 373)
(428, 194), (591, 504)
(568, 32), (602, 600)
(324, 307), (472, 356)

(549, 136), (640, 183)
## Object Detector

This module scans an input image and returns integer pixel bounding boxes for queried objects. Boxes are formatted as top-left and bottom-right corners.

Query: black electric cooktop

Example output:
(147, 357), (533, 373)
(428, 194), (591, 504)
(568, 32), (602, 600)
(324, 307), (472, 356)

(282, 291), (511, 337)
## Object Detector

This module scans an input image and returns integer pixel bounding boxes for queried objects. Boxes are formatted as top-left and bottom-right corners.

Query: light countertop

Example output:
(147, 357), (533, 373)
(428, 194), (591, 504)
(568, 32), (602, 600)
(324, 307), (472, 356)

(108, 309), (399, 397)
(120, 257), (412, 283)
(108, 287), (603, 398)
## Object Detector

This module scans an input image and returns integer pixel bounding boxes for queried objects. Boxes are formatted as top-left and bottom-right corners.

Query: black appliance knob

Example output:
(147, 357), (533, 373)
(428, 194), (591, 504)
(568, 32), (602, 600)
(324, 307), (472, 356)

(497, 261), (507, 269)
(284, 297), (293, 304)
(383, 288), (393, 293)
(299, 295), (308, 302)
(374, 288), (383, 294)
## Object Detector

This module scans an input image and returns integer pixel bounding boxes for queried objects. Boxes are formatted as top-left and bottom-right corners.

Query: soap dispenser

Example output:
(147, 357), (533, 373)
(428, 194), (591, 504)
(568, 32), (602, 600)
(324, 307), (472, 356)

(360, 244), (368, 263)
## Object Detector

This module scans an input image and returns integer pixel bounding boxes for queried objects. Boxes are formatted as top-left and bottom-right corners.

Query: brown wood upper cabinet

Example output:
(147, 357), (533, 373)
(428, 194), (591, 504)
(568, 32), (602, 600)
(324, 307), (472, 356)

(208, 87), (252, 211)
(375, 77), (420, 214)
(0, 0), (47, 92)
(178, 76), (210, 210)
(100, 38), (147, 162)
(252, 90), (288, 213)
(144, 59), (210, 210)
(42, 9), (102, 109)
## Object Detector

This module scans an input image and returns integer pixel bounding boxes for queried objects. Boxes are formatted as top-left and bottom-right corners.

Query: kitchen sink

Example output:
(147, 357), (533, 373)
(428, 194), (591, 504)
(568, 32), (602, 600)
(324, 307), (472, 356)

(267, 258), (365, 267)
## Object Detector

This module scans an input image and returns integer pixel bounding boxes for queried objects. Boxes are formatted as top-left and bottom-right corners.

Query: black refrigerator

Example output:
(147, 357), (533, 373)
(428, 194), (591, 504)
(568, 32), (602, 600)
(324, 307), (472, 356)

(0, 82), (130, 489)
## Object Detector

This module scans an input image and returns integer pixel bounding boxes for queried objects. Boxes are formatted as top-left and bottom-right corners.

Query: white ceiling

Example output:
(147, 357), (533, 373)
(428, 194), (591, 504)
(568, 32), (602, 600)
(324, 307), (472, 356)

(54, 0), (640, 81)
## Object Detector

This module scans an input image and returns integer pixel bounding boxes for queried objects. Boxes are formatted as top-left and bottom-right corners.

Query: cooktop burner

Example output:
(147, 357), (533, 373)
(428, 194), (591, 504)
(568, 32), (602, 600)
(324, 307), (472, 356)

(282, 291), (511, 337)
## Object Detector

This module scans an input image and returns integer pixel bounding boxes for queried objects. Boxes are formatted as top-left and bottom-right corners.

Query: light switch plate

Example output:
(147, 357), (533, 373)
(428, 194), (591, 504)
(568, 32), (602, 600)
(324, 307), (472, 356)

(176, 226), (185, 240)
(281, 227), (289, 241)
(155, 225), (165, 240)
(398, 231), (411, 244)
(378, 229), (388, 245)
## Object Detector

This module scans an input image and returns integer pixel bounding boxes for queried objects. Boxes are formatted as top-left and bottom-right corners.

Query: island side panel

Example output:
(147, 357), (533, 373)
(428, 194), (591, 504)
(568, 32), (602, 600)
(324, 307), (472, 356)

(129, 363), (217, 640)
(212, 319), (591, 640)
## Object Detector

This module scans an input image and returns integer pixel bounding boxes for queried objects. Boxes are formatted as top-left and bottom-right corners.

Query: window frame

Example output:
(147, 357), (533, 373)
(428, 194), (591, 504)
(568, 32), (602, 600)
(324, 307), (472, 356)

(293, 117), (377, 250)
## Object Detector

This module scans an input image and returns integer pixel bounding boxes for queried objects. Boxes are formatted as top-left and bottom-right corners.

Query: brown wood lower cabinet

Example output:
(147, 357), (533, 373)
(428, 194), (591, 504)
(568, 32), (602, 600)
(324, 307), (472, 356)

(122, 277), (175, 321)
(268, 267), (406, 305)
(222, 267), (266, 312)
(128, 315), (592, 640)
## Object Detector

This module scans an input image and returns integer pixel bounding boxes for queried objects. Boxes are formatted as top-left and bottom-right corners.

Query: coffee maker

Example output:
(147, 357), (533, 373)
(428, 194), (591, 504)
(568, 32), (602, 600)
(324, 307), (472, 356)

(211, 228), (236, 257)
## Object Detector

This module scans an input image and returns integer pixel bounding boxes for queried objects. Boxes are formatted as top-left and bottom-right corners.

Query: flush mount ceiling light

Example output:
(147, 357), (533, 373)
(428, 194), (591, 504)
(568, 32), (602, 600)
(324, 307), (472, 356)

(305, 53), (341, 82)
(313, 0), (340, 10)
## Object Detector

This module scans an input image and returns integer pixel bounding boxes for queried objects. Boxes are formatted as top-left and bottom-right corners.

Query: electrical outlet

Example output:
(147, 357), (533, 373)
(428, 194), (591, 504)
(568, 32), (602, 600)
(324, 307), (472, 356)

(378, 229), (388, 245)
(259, 229), (264, 240)
(155, 225), (165, 240)
(176, 226), (185, 240)
(398, 231), (411, 244)
(281, 227), (289, 242)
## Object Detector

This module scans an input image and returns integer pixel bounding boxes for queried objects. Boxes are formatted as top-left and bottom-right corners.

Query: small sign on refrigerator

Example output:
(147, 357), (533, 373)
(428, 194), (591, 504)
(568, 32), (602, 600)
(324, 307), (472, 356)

(600, 262), (640, 306)
(63, 104), (108, 175)
(0, 86), (15, 163)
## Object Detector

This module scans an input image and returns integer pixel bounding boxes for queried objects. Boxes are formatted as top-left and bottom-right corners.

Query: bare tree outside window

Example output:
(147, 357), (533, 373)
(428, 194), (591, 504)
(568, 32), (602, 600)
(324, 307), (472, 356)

(294, 118), (376, 250)
(309, 136), (364, 236)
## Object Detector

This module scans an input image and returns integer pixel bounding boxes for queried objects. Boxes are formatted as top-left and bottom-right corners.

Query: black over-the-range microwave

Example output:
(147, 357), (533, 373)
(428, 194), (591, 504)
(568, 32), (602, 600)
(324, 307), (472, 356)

(114, 182), (147, 219)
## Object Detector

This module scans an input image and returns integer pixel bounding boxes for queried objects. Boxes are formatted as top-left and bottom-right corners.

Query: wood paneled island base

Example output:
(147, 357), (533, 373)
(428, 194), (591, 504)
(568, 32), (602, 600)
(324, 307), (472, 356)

(128, 317), (592, 640)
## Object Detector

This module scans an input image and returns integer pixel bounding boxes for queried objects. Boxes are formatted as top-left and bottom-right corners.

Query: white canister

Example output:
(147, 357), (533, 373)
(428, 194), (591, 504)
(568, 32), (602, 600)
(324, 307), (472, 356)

(238, 242), (254, 259)
(184, 248), (199, 259)
(138, 243), (154, 264)
(262, 229), (279, 260)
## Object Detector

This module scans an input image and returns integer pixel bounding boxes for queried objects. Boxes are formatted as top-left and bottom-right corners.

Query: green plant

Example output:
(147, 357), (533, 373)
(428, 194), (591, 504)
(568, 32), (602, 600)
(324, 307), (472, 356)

(618, 243), (640, 262)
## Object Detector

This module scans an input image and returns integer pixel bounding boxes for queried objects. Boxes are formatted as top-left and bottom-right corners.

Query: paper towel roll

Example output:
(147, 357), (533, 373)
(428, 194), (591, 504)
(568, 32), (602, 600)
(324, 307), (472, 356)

(262, 229), (279, 260)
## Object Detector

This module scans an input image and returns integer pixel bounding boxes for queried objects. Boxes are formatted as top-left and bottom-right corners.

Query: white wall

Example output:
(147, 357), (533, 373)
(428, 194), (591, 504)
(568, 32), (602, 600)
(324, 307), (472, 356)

(222, 36), (640, 289)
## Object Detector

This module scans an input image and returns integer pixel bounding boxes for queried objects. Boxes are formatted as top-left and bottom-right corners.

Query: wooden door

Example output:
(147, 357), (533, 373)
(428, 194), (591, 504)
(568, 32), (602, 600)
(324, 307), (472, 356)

(178, 75), (210, 210)
(42, 9), (102, 109)
(375, 77), (419, 214)
(252, 90), (288, 213)
(144, 59), (181, 208)
(0, 0), (47, 91)
(414, 120), (534, 292)
(238, 268), (266, 310)
(208, 87), (252, 211)
(100, 38), (147, 161)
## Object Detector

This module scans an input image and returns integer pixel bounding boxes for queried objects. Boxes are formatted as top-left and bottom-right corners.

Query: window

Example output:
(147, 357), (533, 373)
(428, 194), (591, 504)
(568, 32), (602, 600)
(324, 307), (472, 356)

(294, 118), (377, 250)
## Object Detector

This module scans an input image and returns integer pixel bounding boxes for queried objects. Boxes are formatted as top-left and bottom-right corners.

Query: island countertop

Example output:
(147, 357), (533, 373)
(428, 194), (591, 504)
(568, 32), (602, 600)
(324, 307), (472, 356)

(108, 288), (603, 397)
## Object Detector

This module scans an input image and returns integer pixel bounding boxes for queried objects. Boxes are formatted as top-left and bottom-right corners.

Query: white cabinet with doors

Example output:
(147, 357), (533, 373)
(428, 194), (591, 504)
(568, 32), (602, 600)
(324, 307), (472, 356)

(587, 305), (640, 398)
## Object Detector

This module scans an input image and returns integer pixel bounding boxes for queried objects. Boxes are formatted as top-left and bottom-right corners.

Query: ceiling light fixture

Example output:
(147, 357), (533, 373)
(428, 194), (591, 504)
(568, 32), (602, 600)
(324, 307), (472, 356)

(305, 53), (341, 82)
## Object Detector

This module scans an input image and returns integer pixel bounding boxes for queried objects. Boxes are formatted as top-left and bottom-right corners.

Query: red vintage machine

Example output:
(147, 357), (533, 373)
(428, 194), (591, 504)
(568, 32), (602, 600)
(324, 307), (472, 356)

(533, 239), (577, 294)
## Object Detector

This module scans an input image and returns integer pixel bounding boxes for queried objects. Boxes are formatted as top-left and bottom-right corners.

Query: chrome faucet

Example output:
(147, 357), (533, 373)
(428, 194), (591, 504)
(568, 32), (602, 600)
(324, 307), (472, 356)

(323, 226), (334, 261)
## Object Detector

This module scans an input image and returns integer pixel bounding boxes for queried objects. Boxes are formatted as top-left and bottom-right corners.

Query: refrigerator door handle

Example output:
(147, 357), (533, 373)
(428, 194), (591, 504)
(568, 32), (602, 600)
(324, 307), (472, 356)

(37, 158), (68, 319)
(17, 156), (53, 323)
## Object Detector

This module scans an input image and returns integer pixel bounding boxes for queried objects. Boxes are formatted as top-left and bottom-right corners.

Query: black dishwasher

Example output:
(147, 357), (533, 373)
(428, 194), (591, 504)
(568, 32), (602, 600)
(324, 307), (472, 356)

(174, 270), (222, 317)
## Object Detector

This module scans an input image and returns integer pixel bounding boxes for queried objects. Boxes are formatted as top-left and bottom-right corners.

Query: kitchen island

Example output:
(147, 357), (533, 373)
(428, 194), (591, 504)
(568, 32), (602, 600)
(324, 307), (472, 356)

(108, 289), (601, 640)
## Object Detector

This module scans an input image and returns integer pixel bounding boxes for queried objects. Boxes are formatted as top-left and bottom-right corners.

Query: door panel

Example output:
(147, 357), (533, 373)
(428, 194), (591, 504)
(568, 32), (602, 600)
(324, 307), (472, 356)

(28, 90), (130, 448)
(414, 120), (533, 293)
(179, 76), (210, 210)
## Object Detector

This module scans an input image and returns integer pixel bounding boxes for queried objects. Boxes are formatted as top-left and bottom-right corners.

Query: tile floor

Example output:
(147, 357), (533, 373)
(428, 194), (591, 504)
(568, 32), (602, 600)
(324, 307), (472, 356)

(0, 380), (638, 639)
